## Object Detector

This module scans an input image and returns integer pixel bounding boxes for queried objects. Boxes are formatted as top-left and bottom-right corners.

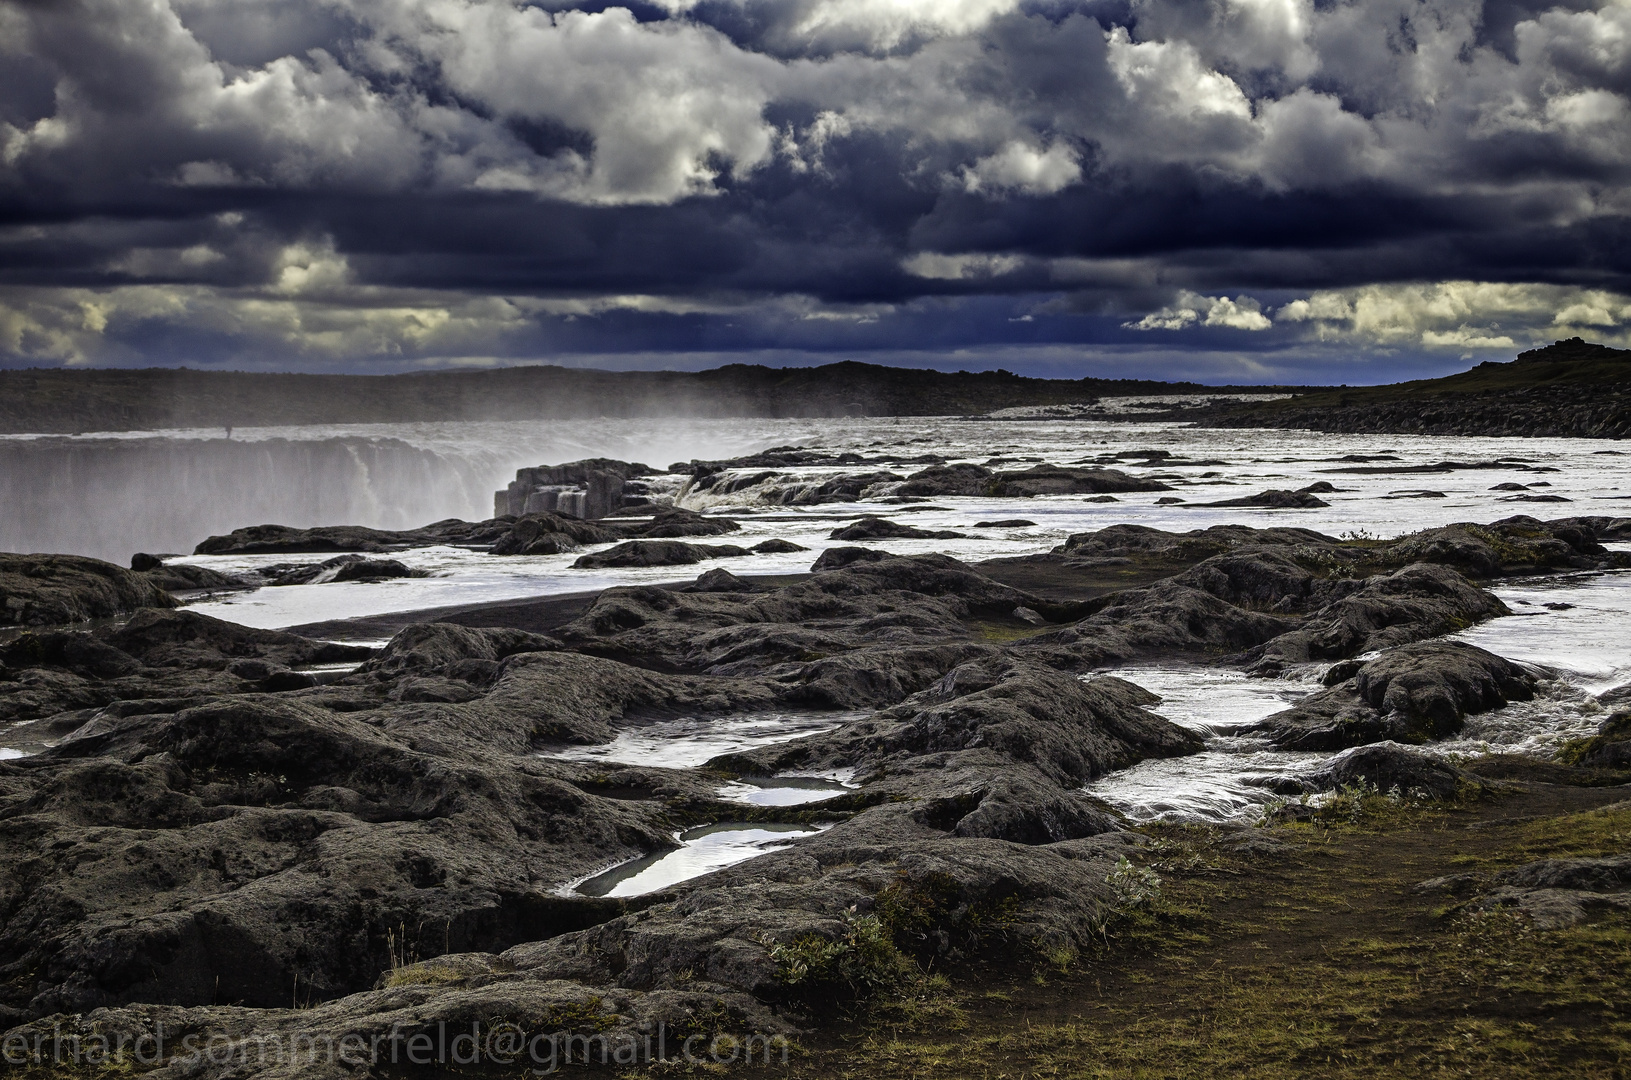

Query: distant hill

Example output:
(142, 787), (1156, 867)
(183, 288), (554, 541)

(1182, 338), (1631, 439)
(0, 362), (1308, 434)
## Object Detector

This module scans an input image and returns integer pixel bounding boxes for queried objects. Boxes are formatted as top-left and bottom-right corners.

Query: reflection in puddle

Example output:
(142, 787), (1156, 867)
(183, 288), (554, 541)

(1087, 668), (1312, 737)
(574, 822), (828, 897)
(717, 774), (855, 806)
(0, 747), (27, 760)
(540, 711), (862, 769)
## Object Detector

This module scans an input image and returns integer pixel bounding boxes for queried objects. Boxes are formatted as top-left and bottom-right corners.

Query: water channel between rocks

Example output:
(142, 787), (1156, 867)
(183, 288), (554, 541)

(572, 823), (830, 898)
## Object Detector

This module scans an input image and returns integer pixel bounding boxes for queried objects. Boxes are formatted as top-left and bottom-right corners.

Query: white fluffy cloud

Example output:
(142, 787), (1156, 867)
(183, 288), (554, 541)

(1276, 282), (1631, 349)
(1126, 291), (1273, 331)
(901, 251), (1026, 279)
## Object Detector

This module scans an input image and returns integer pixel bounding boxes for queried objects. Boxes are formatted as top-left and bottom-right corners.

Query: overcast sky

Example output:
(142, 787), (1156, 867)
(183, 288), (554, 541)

(1, 0), (1628, 382)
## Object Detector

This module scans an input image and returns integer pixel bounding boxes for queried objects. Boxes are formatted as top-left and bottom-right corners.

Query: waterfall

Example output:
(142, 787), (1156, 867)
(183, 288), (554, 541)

(0, 417), (812, 562)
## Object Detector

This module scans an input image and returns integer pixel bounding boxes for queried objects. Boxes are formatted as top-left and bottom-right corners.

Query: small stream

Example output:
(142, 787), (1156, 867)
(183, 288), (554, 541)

(1082, 667), (1325, 822)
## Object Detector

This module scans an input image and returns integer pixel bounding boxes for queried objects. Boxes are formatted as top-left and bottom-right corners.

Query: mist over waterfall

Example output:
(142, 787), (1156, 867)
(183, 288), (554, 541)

(0, 419), (815, 562)
(0, 436), (495, 562)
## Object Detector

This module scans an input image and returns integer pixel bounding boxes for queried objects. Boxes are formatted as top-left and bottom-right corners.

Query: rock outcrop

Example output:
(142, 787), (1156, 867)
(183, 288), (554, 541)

(894, 463), (1170, 498)
(1251, 642), (1541, 750)
(0, 553), (176, 628)
(1276, 741), (1487, 799)
(572, 541), (749, 569)
(496, 459), (654, 520)
(828, 517), (966, 541)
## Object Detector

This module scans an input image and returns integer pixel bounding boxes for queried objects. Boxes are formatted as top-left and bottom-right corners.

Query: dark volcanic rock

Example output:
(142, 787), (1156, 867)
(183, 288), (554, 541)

(488, 512), (620, 556)
(1383, 516), (1610, 577)
(1252, 641), (1540, 750)
(195, 519), (512, 556)
(0, 696), (682, 1019)
(138, 561), (253, 594)
(1196, 487), (1330, 509)
(359, 623), (558, 681)
(1279, 742), (1485, 799)
(0, 610), (373, 727)
(829, 516), (966, 541)
(611, 507), (741, 539)
(975, 519), (1037, 527)
(751, 538), (808, 553)
(693, 568), (750, 592)
(691, 469), (904, 505)
(895, 463), (1168, 497)
(104, 610), (373, 673)
(990, 465), (1171, 497)
(1243, 563), (1508, 671)
(0, 554), (175, 627)
(572, 541), (749, 569)
(1561, 708), (1631, 768)
(265, 554), (428, 586)
(552, 553), (1067, 686)
(894, 463), (999, 496)
(809, 546), (888, 571)
(715, 658), (1200, 786)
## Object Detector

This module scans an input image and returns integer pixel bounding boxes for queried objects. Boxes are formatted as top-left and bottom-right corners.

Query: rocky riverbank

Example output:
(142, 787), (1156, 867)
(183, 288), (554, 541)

(1155, 338), (1631, 439)
(1, 511), (1629, 1077)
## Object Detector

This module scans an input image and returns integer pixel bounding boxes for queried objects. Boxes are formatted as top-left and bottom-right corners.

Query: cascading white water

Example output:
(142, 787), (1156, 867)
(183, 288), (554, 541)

(0, 418), (813, 562)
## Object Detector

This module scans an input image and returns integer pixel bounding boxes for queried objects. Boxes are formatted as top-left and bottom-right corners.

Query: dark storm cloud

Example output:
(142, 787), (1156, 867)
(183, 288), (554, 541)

(1, 0), (1629, 377)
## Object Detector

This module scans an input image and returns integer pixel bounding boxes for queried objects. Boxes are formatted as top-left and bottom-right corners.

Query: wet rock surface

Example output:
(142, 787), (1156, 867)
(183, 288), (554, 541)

(263, 555), (429, 586)
(1562, 708), (1631, 768)
(1276, 742), (1487, 799)
(829, 516), (966, 541)
(572, 541), (749, 569)
(1195, 486), (1331, 509)
(195, 519), (513, 556)
(1252, 642), (1540, 750)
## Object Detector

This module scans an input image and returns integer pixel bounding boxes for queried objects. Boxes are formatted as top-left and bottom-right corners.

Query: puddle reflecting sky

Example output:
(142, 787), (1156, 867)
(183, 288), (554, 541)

(574, 822), (827, 897)
(716, 774), (855, 806)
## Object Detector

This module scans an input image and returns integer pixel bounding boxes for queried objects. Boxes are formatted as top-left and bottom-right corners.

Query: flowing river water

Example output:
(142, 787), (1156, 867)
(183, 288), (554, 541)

(6, 412), (1630, 887)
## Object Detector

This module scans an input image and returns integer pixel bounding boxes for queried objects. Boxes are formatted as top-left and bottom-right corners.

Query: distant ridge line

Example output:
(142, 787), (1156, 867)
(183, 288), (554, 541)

(0, 360), (1318, 434)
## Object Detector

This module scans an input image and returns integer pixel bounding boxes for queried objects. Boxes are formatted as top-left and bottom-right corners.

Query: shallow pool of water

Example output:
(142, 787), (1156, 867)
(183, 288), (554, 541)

(573, 822), (828, 897)
(0, 747), (27, 760)
(539, 711), (861, 769)
(1453, 568), (1631, 690)
(716, 774), (856, 806)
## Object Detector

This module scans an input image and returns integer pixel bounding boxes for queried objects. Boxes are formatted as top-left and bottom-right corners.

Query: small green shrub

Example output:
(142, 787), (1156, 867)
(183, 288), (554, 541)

(767, 912), (919, 997)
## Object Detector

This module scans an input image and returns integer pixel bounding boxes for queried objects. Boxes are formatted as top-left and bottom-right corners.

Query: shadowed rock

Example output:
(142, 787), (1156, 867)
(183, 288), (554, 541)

(894, 463), (1169, 498)
(829, 517), (966, 541)
(1252, 641), (1540, 750)
(0, 553), (175, 627)
(265, 555), (428, 586)
(572, 541), (749, 569)
(1275, 741), (1486, 799)
(1195, 487), (1330, 509)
